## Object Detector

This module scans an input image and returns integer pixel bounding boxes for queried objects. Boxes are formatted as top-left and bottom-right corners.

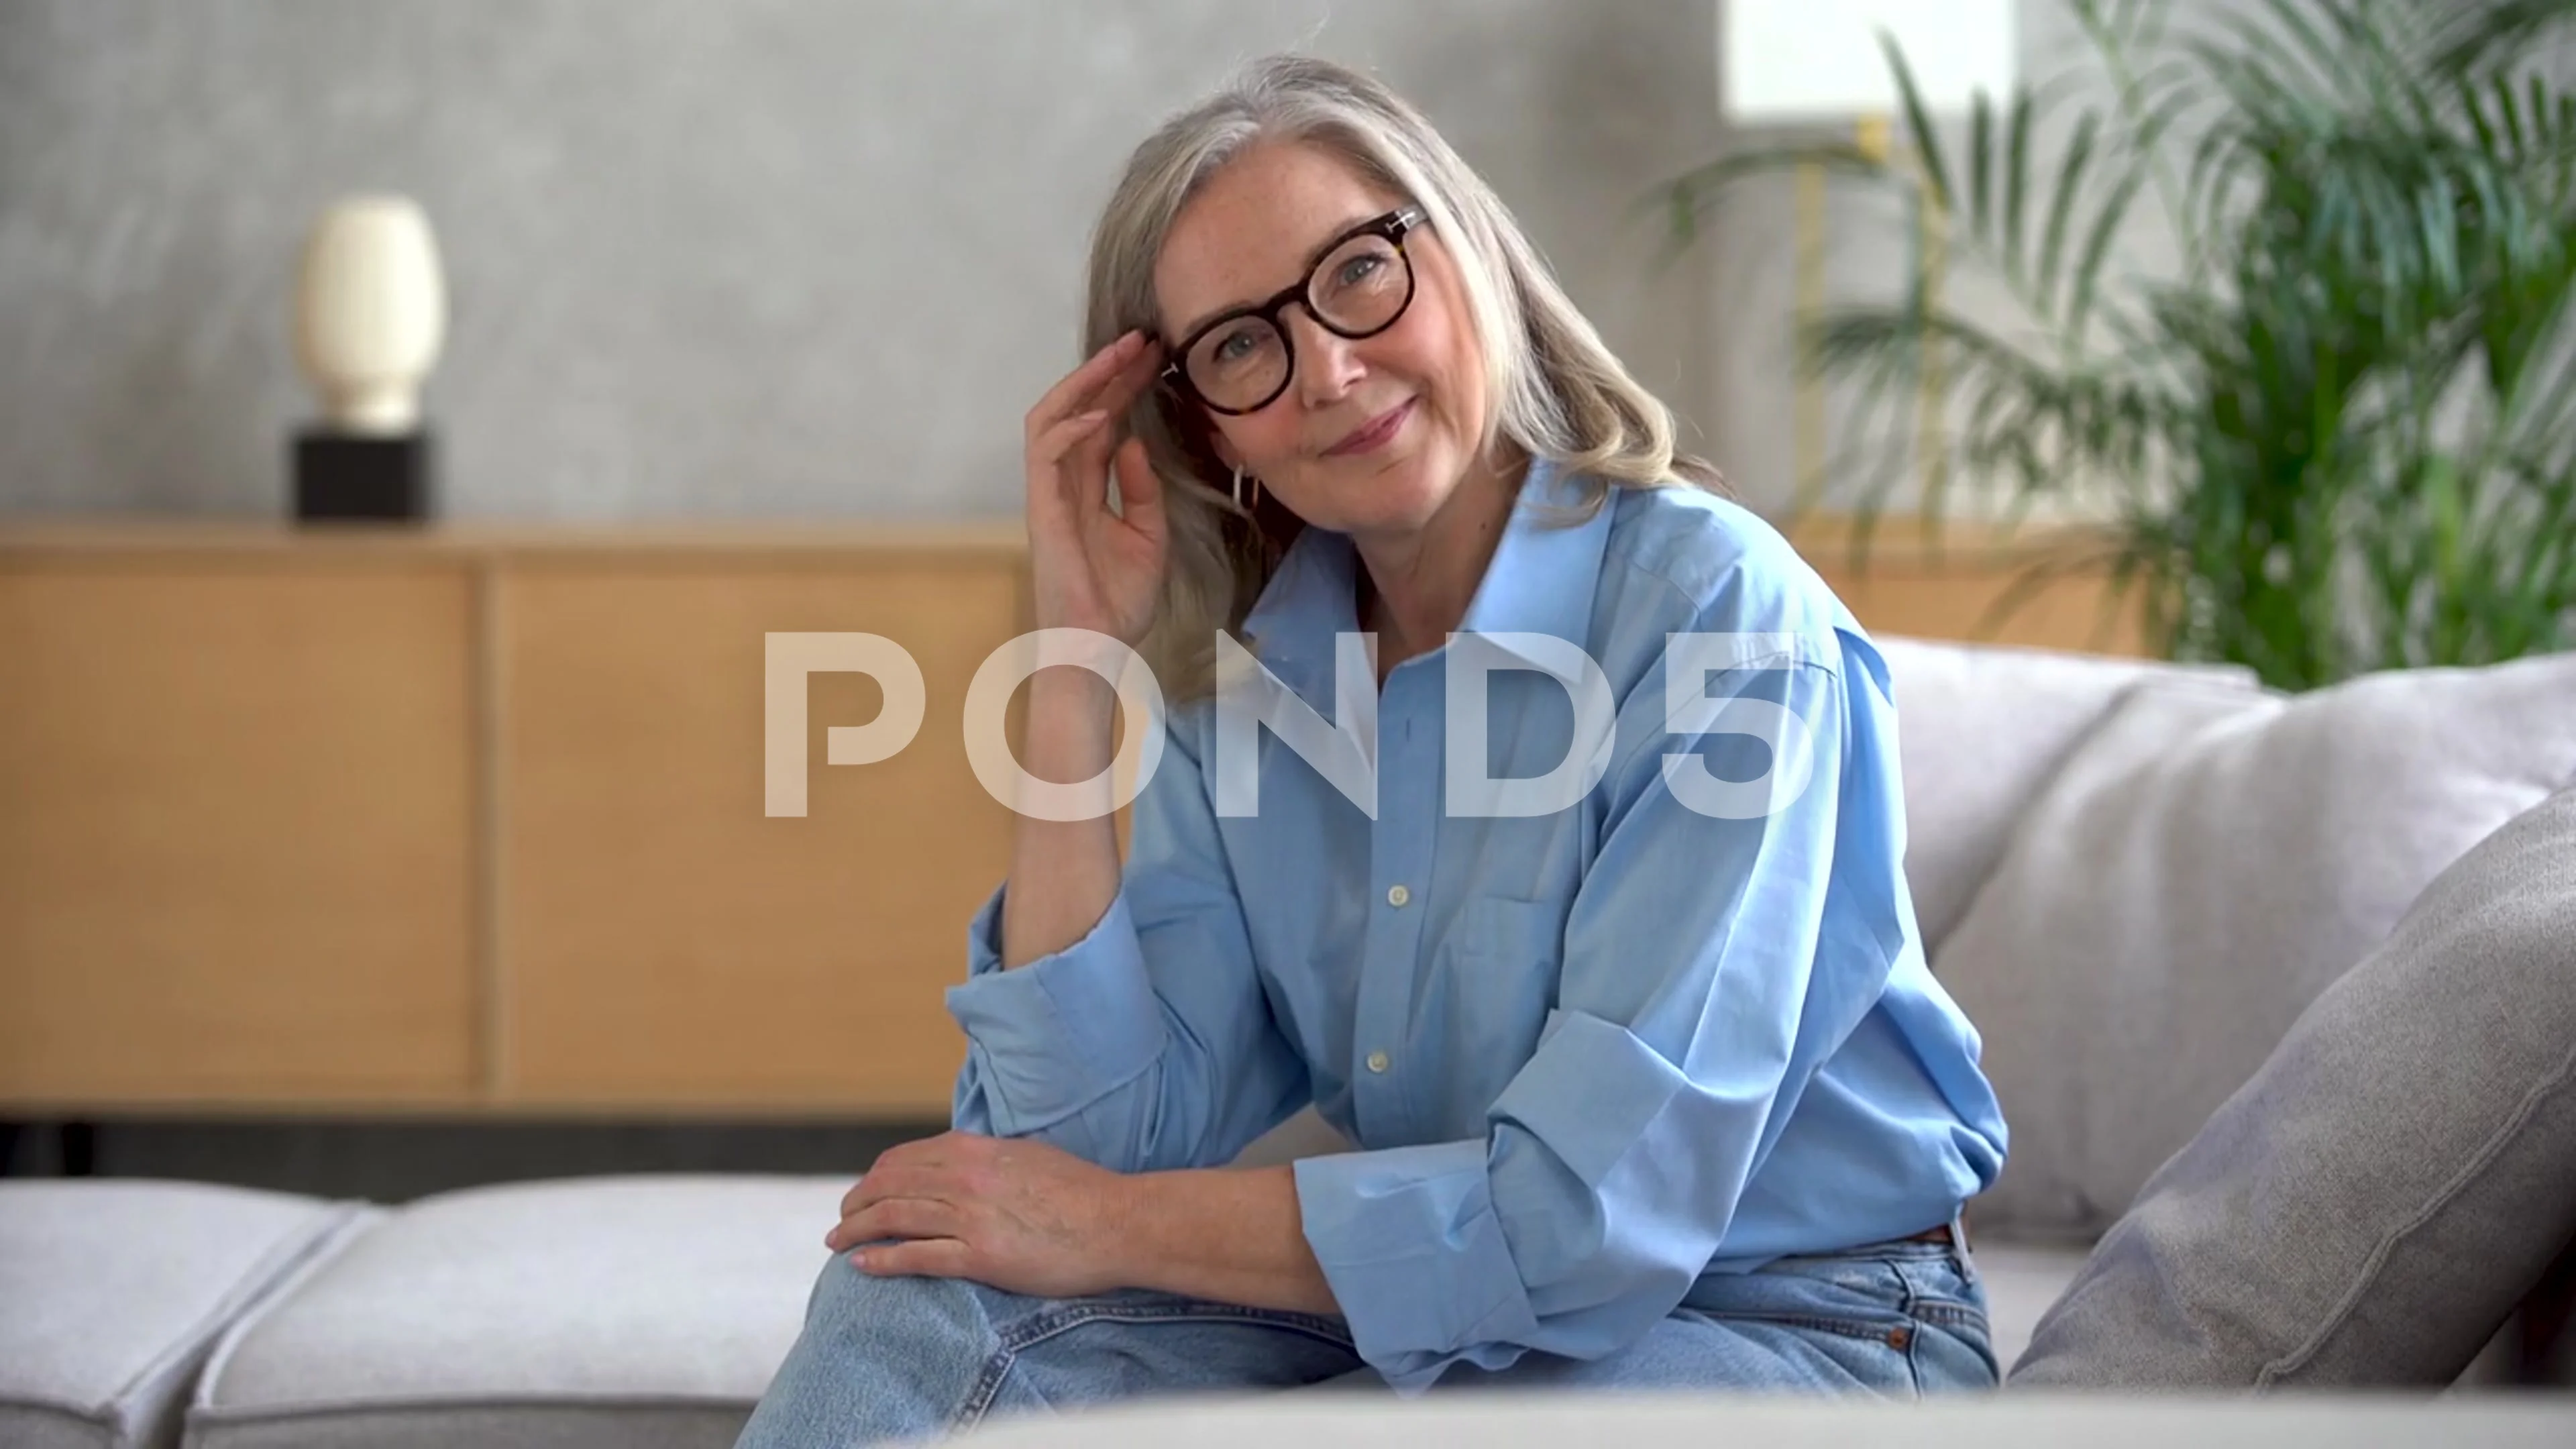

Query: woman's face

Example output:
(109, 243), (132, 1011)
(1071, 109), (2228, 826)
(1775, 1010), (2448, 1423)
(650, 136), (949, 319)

(1152, 142), (1491, 539)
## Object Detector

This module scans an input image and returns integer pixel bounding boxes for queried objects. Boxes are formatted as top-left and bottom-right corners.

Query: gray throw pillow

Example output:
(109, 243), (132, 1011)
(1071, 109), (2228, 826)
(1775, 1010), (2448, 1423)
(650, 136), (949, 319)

(2009, 785), (2576, 1388)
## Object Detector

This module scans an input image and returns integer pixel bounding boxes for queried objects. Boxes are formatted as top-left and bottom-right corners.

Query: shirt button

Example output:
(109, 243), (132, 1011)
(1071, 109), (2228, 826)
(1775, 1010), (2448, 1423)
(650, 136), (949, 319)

(1366, 1051), (1391, 1073)
(1385, 884), (1411, 907)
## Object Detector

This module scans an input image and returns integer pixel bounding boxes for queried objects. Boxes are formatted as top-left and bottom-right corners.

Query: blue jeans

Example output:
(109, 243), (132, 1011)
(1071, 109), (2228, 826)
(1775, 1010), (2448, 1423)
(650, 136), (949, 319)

(734, 1232), (1998, 1446)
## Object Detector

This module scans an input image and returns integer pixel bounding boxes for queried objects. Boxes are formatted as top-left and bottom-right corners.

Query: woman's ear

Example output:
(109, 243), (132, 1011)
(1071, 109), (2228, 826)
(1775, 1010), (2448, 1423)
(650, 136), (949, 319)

(1203, 426), (1238, 472)
(1161, 394), (1235, 486)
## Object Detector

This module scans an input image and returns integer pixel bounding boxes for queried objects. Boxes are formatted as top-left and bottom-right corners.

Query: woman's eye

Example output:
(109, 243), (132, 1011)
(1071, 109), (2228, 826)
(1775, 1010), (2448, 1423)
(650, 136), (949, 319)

(1336, 255), (1385, 288)
(1214, 328), (1263, 364)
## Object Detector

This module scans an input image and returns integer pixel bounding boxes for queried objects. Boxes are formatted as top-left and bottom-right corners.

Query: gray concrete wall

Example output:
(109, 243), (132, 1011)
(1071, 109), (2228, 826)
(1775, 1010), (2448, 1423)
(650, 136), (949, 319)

(0, 0), (1738, 519)
(0, 0), (2300, 530)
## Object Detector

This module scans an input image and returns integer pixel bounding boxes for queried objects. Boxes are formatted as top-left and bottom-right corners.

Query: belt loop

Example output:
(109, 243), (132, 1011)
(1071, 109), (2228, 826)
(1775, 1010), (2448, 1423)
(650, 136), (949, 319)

(1949, 1212), (1980, 1290)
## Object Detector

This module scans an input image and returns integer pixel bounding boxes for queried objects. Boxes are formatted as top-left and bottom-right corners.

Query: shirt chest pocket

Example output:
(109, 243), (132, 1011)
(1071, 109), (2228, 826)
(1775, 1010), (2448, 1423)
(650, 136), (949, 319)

(1415, 896), (1567, 1096)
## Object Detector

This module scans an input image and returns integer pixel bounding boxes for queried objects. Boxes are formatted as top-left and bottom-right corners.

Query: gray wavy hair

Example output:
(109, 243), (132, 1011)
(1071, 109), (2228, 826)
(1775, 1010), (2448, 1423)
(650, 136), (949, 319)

(1085, 54), (1727, 700)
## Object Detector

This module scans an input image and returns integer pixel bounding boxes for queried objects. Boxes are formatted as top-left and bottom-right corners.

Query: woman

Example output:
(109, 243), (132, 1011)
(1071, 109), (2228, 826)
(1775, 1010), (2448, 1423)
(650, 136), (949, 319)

(737, 54), (2008, 1446)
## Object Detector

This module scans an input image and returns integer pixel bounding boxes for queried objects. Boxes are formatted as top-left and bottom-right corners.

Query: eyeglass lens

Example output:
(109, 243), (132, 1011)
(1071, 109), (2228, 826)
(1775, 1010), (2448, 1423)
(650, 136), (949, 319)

(1183, 230), (1413, 412)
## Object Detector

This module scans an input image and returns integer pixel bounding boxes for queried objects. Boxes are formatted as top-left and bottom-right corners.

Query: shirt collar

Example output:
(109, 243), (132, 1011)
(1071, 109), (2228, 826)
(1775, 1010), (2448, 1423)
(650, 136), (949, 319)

(1240, 455), (1617, 710)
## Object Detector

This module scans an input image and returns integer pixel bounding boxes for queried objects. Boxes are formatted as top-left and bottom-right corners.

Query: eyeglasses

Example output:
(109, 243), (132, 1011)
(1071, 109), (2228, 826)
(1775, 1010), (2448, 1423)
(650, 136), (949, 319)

(1159, 205), (1426, 416)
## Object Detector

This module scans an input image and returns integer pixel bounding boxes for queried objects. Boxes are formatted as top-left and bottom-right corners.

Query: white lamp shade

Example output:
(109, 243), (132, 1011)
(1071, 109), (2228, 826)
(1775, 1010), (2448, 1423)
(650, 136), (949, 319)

(1721, 0), (2018, 124)
(294, 195), (447, 434)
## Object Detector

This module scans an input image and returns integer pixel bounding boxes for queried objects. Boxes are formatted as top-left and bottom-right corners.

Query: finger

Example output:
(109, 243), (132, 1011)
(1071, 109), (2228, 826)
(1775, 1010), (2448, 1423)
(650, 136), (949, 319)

(840, 1130), (986, 1217)
(850, 1238), (973, 1279)
(1046, 333), (1155, 437)
(839, 1160), (936, 1218)
(1026, 331), (1151, 439)
(1040, 341), (1164, 473)
(826, 1196), (956, 1250)
(1091, 340), (1168, 420)
(1061, 414), (1122, 515)
(1111, 436), (1164, 535)
(839, 1154), (914, 1218)
(1028, 410), (1114, 472)
(1030, 423), (1116, 526)
(859, 1135), (935, 1183)
(838, 1145), (912, 1217)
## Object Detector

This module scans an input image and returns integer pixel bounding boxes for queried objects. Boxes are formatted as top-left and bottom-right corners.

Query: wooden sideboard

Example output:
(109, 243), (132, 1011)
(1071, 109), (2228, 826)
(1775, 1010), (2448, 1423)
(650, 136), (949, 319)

(0, 511), (2137, 1121)
(0, 522), (1029, 1120)
(1788, 512), (2149, 658)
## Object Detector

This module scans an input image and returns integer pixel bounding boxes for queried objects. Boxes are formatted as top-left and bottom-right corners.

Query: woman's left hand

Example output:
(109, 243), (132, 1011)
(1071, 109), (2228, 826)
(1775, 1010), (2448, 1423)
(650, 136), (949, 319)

(823, 1132), (1133, 1300)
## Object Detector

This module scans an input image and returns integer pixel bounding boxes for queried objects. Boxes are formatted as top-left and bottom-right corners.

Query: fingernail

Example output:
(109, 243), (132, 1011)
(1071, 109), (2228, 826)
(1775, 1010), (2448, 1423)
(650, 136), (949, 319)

(847, 1250), (869, 1270)
(1077, 409), (1108, 423)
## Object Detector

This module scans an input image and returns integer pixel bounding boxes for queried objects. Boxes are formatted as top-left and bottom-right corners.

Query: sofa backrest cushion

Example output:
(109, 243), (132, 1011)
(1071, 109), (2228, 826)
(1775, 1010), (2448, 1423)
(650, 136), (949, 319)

(1936, 651), (2576, 1240)
(1871, 637), (2258, 957)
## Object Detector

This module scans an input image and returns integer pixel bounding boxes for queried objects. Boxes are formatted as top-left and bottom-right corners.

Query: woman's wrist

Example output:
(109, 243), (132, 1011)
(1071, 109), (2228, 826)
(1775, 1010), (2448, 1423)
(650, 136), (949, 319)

(1093, 1168), (1157, 1291)
(1020, 667), (1122, 784)
(1091, 1167), (1341, 1316)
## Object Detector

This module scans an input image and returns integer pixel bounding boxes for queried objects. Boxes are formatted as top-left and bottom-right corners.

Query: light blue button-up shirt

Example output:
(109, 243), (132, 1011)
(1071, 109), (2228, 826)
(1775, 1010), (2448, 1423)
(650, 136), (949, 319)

(946, 460), (2008, 1391)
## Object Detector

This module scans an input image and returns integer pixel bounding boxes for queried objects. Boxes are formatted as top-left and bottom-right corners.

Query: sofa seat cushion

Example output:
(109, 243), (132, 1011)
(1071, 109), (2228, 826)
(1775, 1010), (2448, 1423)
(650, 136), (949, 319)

(1936, 651), (2576, 1241)
(1966, 1241), (2093, 1377)
(0, 1179), (368, 1449)
(185, 1174), (844, 1449)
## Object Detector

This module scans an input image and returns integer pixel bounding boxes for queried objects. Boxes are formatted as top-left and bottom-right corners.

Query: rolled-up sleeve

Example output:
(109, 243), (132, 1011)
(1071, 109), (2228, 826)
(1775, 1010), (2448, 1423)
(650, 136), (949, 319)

(1295, 637), (1907, 1389)
(945, 888), (1166, 1139)
(945, 716), (1310, 1174)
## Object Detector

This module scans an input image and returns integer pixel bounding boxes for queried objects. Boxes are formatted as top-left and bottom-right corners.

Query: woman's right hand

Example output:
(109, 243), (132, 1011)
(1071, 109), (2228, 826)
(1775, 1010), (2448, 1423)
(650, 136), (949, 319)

(1022, 329), (1172, 647)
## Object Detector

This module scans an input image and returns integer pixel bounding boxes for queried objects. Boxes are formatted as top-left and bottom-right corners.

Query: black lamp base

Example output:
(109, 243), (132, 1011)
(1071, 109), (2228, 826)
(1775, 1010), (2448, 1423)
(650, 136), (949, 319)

(293, 429), (435, 522)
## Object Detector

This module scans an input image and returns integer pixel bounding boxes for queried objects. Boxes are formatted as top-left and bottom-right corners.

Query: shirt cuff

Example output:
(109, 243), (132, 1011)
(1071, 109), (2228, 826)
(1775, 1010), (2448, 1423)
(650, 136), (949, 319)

(944, 885), (1167, 1137)
(1293, 1139), (1542, 1392)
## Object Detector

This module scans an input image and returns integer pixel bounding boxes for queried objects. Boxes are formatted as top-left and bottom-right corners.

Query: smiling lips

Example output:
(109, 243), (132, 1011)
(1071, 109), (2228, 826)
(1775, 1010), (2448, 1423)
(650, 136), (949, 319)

(1324, 398), (1416, 458)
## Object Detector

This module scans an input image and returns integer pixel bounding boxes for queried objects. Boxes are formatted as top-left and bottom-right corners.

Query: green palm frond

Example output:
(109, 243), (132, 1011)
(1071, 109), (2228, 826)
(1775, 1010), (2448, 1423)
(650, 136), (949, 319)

(1647, 0), (2576, 688)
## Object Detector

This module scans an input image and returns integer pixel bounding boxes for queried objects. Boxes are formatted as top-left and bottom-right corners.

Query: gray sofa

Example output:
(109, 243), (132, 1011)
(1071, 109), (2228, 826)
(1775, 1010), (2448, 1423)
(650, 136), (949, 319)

(5, 635), (2573, 1448)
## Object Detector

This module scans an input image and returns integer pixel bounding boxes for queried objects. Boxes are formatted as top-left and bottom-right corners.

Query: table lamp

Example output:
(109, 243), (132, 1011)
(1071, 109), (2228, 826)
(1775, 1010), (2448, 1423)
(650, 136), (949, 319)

(290, 194), (446, 521)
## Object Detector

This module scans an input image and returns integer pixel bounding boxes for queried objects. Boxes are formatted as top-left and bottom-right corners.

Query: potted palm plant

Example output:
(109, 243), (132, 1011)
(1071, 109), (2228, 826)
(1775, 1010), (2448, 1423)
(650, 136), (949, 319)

(1660, 0), (2576, 689)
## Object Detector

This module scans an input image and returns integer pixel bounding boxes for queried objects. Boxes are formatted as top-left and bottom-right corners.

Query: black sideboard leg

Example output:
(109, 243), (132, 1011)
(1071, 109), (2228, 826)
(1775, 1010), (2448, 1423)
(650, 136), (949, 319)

(59, 1120), (99, 1177)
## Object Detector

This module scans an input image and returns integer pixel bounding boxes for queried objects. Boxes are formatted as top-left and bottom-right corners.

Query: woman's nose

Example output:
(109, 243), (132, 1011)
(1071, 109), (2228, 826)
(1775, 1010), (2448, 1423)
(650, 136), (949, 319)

(1287, 309), (1365, 405)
